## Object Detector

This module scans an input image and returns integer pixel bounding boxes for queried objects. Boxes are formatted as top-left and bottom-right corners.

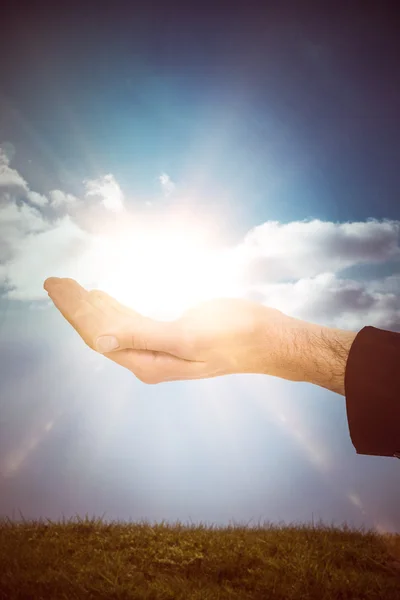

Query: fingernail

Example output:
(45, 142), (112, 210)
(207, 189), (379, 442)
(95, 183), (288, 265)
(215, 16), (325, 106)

(96, 335), (119, 352)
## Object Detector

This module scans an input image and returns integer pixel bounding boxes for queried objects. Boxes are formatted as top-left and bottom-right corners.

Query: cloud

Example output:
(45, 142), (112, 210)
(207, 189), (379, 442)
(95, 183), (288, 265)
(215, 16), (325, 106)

(5, 216), (94, 301)
(0, 147), (29, 198)
(0, 148), (125, 298)
(235, 219), (400, 284)
(84, 174), (124, 212)
(0, 201), (50, 265)
(159, 172), (175, 197)
(48, 189), (77, 207)
(0, 147), (77, 214)
(247, 272), (400, 332)
(0, 141), (16, 163)
(236, 219), (400, 331)
(0, 144), (399, 333)
(27, 191), (48, 207)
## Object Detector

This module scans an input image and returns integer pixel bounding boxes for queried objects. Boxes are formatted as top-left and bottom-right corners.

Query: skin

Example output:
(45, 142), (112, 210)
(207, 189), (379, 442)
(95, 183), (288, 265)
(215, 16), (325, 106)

(43, 277), (358, 394)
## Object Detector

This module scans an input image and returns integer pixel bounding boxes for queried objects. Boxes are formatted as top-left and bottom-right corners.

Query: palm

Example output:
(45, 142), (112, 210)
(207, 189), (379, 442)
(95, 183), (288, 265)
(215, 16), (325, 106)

(44, 277), (284, 383)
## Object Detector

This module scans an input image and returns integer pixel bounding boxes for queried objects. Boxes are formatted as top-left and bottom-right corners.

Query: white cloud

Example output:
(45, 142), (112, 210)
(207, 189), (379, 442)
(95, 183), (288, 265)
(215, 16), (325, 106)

(234, 219), (400, 284)
(49, 189), (77, 207)
(27, 191), (48, 207)
(0, 201), (50, 266)
(159, 172), (175, 197)
(248, 272), (400, 331)
(84, 174), (124, 212)
(5, 215), (94, 301)
(0, 147), (115, 296)
(236, 219), (400, 331)
(0, 144), (399, 334)
(0, 141), (16, 163)
(0, 147), (28, 198)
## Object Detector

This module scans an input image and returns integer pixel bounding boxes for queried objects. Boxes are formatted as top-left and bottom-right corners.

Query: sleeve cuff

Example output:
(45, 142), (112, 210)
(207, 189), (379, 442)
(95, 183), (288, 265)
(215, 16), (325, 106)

(344, 326), (400, 458)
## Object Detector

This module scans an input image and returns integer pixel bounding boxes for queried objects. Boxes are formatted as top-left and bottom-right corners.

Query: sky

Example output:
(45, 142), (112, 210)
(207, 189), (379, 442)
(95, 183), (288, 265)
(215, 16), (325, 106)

(0, 3), (399, 533)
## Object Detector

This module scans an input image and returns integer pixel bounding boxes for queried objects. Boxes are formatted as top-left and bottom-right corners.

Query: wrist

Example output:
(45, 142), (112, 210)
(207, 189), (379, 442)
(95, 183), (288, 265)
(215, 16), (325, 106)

(285, 317), (358, 395)
(253, 305), (358, 395)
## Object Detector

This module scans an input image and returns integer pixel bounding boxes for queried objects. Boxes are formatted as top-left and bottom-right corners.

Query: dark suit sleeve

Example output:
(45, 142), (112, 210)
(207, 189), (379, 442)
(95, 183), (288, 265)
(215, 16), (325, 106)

(344, 326), (400, 458)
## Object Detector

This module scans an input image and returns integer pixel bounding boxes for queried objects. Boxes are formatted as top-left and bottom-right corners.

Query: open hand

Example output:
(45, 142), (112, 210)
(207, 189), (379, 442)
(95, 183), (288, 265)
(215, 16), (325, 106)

(44, 277), (295, 384)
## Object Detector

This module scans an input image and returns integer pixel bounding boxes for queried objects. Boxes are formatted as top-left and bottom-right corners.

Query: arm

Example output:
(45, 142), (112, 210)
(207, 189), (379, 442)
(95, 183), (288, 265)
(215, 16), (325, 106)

(45, 278), (399, 457)
(259, 314), (400, 457)
(44, 277), (359, 391)
(272, 316), (358, 396)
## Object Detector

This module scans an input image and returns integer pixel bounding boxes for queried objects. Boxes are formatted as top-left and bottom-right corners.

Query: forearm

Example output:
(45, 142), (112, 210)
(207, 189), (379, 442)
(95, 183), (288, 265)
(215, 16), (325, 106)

(265, 314), (358, 396)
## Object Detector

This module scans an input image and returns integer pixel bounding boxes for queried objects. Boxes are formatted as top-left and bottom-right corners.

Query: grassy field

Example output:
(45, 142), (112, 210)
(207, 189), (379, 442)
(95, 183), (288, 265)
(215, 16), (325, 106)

(1, 516), (399, 599)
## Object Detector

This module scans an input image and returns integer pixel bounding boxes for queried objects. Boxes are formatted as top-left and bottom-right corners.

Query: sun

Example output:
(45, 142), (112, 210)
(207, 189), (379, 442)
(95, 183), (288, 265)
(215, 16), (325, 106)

(89, 214), (241, 320)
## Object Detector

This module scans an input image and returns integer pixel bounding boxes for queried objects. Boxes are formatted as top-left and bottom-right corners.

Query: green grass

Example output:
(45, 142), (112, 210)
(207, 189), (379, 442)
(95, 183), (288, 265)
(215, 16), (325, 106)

(1, 515), (399, 599)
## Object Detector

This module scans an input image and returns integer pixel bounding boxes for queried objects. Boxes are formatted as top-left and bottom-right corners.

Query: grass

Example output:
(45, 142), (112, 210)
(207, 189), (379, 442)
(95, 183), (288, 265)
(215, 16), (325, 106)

(0, 515), (400, 599)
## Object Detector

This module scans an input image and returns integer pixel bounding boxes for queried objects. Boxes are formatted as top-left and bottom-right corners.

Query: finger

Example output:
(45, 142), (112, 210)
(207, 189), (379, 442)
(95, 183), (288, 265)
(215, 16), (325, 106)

(44, 278), (105, 348)
(44, 279), (188, 359)
(44, 277), (62, 292)
(85, 289), (143, 320)
(44, 277), (87, 299)
(88, 291), (186, 356)
(103, 348), (216, 383)
(95, 319), (185, 356)
(45, 277), (88, 325)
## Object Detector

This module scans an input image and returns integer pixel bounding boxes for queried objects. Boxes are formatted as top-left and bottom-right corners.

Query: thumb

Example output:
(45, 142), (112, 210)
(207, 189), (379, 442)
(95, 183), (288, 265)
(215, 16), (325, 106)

(95, 317), (184, 356)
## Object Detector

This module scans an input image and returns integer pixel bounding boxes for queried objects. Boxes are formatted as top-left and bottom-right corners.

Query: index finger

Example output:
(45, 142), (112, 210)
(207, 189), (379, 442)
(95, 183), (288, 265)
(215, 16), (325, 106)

(44, 277), (105, 348)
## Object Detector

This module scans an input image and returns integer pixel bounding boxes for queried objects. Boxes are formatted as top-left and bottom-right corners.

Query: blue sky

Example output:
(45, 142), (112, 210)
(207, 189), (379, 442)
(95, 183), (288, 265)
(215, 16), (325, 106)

(0, 3), (399, 532)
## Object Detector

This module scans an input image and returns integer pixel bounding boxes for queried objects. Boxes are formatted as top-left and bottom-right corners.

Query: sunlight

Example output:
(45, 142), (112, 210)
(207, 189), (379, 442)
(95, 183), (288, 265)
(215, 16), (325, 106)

(2, 417), (57, 478)
(89, 214), (242, 319)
